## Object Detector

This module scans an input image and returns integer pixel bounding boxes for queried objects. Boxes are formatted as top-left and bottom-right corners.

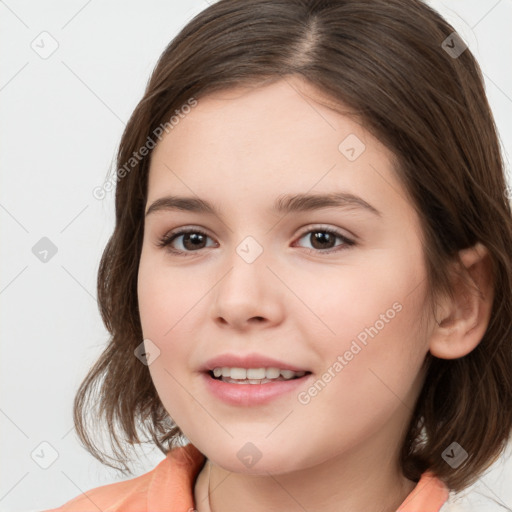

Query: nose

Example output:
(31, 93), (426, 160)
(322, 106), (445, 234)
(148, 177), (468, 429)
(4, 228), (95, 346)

(210, 244), (285, 331)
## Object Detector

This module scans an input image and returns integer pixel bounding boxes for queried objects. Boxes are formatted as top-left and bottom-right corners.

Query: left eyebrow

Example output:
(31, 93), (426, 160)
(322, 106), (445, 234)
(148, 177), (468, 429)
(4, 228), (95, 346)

(145, 192), (382, 218)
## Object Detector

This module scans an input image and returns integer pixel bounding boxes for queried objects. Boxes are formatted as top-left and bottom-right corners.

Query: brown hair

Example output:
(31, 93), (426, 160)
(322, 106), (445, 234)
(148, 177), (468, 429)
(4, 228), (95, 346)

(74, 0), (512, 492)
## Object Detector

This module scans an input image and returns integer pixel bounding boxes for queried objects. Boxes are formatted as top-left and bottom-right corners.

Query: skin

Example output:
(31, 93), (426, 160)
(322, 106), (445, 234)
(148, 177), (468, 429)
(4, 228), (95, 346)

(137, 75), (494, 512)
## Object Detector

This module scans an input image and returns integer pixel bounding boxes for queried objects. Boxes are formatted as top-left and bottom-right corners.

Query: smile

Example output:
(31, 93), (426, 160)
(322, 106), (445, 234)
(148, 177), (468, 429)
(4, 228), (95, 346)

(211, 366), (308, 383)
(203, 369), (313, 406)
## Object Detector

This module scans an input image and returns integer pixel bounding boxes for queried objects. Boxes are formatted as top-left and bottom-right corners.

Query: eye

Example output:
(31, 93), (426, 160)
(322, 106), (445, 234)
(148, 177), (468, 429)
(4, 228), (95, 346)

(156, 225), (355, 256)
(156, 228), (216, 255)
(293, 226), (355, 254)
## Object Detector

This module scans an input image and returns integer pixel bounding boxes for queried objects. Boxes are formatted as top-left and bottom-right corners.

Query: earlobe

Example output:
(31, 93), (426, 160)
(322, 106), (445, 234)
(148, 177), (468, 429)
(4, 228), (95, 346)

(428, 242), (494, 359)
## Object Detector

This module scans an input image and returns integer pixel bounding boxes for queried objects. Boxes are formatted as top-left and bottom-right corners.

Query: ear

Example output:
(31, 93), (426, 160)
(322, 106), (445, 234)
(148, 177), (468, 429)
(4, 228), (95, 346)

(428, 242), (494, 359)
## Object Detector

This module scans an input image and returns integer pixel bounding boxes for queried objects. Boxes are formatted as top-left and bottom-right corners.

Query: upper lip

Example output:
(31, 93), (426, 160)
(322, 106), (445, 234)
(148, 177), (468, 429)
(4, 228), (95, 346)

(200, 353), (310, 373)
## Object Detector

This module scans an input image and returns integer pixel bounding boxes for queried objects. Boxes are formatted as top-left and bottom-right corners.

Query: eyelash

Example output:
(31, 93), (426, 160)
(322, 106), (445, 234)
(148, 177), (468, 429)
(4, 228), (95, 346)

(156, 226), (356, 256)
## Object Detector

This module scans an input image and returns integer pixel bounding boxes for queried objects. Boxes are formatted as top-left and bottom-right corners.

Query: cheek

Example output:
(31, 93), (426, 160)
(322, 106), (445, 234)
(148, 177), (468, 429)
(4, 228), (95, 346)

(137, 252), (202, 388)
(294, 296), (428, 457)
(309, 247), (429, 392)
(137, 250), (197, 338)
(137, 258), (194, 423)
(310, 263), (424, 349)
(320, 302), (429, 426)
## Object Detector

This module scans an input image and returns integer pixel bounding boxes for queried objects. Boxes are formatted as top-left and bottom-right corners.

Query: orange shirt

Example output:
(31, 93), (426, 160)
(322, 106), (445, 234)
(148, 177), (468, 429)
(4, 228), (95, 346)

(43, 443), (449, 511)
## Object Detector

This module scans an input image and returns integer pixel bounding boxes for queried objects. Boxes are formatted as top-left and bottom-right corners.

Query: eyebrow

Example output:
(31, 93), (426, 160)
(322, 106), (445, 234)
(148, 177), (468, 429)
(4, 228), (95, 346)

(145, 192), (382, 218)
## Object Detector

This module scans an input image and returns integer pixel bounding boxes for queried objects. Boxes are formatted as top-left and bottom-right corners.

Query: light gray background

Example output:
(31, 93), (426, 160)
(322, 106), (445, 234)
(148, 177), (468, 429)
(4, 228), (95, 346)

(1, 1), (511, 511)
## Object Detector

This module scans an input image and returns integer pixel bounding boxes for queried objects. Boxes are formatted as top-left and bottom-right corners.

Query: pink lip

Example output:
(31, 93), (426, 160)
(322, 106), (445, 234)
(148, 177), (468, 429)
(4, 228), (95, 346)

(201, 372), (313, 406)
(200, 353), (309, 373)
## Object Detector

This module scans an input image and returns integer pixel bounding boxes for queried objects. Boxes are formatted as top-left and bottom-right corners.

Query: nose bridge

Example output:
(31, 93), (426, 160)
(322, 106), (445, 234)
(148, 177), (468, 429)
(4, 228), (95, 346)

(221, 233), (268, 299)
(212, 232), (281, 325)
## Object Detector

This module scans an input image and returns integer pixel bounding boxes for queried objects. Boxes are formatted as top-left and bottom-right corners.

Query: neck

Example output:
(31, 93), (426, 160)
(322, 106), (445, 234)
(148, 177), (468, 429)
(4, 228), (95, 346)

(194, 432), (416, 512)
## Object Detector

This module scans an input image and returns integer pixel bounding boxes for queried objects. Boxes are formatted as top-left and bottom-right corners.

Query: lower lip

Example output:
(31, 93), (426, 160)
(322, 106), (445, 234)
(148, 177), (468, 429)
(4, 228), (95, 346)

(201, 372), (312, 406)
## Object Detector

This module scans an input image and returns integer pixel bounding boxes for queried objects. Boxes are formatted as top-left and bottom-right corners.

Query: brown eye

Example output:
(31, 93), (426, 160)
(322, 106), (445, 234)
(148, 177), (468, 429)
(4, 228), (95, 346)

(157, 229), (215, 254)
(156, 226), (355, 257)
(295, 227), (355, 254)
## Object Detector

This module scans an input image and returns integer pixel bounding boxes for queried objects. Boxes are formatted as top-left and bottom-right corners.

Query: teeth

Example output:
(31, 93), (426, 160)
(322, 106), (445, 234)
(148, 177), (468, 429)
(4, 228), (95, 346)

(265, 367), (281, 379)
(211, 366), (306, 381)
(230, 367), (247, 379)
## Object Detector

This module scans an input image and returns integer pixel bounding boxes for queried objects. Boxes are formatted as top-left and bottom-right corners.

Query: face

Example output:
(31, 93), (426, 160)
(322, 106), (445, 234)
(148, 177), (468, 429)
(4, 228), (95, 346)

(137, 76), (435, 476)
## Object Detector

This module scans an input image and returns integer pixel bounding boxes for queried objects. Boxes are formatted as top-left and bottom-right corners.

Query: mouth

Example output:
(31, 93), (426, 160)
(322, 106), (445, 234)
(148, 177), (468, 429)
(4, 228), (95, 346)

(202, 359), (314, 405)
(207, 367), (312, 384)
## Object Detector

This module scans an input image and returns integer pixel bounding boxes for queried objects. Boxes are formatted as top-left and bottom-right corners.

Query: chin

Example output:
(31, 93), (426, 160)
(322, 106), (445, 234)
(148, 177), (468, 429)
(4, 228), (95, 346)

(189, 435), (319, 476)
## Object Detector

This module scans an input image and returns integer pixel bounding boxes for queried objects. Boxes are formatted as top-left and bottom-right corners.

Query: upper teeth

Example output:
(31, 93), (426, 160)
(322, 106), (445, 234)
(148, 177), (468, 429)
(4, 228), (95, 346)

(212, 367), (306, 380)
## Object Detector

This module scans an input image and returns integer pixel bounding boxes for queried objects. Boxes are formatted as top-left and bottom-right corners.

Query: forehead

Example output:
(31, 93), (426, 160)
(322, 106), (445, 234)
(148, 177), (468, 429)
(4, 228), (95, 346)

(146, 77), (415, 226)
(152, 78), (372, 161)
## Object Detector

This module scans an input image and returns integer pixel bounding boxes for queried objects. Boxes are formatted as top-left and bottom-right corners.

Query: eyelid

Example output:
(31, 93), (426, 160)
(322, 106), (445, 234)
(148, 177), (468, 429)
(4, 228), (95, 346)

(296, 223), (355, 241)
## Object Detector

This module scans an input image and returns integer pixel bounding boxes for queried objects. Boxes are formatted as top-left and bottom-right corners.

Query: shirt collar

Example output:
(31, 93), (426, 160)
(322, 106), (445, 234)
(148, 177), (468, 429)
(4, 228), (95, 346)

(148, 443), (449, 511)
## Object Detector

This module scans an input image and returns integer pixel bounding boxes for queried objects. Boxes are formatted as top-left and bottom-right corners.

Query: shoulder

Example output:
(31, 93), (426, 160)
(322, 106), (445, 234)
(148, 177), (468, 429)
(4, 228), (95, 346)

(41, 444), (206, 512)
(41, 460), (164, 512)
(439, 485), (509, 512)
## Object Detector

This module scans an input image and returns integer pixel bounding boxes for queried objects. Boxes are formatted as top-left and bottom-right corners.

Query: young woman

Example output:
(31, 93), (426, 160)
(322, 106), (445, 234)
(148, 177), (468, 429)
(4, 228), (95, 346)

(44, 0), (512, 510)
